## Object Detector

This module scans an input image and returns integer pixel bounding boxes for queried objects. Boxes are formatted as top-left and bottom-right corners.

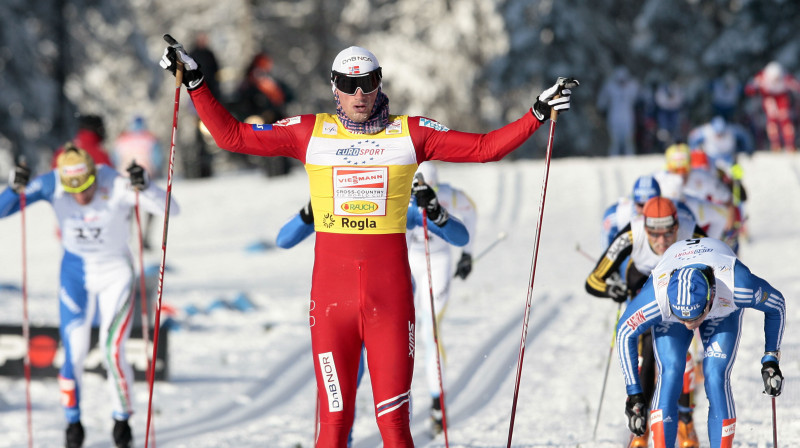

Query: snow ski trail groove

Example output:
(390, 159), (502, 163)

(152, 339), (313, 444)
(792, 157), (800, 187)
(507, 168), (524, 228)
(355, 293), (565, 447)
(444, 293), (569, 430)
(490, 165), (506, 222)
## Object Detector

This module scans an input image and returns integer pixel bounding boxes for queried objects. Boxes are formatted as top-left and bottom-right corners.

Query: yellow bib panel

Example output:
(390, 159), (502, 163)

(305, 114), (419, 235)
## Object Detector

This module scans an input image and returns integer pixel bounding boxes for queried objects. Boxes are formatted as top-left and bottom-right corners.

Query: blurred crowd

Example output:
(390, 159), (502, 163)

(13, 32), (297, 183)
(9, 41), (799, 185)
(596, 60), (800, 158)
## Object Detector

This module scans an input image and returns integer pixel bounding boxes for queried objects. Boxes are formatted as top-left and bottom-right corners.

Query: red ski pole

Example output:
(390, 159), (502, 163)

(19, 179), (34, 448)
(418, 181), (450, 447)
(772, 396), (778, 448)
(133, 192), (152, 376)
(506, 81), (572, 447)
(133, 190), (156, 445)
(145, 33), (183, 448)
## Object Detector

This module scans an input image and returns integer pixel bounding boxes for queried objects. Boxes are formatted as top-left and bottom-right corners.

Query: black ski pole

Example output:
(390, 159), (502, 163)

(591, 301), (623, 441)
(474, 231), (507, 262)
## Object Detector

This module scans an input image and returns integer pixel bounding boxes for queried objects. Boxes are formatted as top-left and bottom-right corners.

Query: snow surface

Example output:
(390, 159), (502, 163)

(1, 152), (799, 447)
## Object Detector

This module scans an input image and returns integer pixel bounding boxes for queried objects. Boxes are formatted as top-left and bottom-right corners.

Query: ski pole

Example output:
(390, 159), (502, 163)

(575, 242), (595, 263)
(506, 79), (574, 447)
(591, 301), (623, 441)
(133, 190), (152, 376)
(17, 165), (34, 448)
(453, 231), (508, 278)
(145, 33), (184, 448)
(772, 396), (778, 448)
(133, 189), (156, 445)
(473, 231), (507, 262)
(417, 173), (450, 447)
(574, 241), (620, 441)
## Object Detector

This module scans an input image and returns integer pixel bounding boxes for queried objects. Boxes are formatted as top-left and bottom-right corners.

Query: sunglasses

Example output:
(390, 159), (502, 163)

(645, 228), (676, 239)
(332, 69), (382, 95)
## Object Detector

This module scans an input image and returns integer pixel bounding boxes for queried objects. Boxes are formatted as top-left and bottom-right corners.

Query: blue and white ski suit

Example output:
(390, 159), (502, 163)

(0, 165), (177, 423)
(616, 238), (785, 447)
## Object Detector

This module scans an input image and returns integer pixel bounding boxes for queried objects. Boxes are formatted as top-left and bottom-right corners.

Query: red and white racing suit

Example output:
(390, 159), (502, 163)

(189, 83), (542, 447)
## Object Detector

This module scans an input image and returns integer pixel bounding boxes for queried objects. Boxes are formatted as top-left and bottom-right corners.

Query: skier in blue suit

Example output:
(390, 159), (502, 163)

(616, 237), (785, 448)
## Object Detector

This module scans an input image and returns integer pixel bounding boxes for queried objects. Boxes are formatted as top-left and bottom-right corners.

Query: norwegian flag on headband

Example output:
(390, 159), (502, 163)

(350, 66), (361, 75)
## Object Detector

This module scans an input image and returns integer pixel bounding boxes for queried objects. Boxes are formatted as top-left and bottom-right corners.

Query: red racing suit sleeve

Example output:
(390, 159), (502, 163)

(188, 83), (312, 163)
(408, 112), (544, 163)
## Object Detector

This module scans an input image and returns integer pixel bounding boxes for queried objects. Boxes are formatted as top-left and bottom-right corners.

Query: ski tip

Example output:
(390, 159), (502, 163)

(163, 34), (178, 46)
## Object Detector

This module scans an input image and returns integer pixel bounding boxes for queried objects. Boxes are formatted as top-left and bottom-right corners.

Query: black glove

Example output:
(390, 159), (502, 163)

(625, 393), (648, 436)
(413, 179), (448, 226)
(127, 161), (149, 191)
(606, 272), (629, 303)
(299, 200), (314, 225)
(532, 77), (580, 122)
(454, 252), (473, 279)
(8, 162), (31, 194)
(159, 36), (205, 90)
(761, 360), (783, 397)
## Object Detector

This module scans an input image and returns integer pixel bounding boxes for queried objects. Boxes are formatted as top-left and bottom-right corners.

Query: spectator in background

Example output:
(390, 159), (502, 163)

(189, 32), (221, 100)
(184, 32), (220, 179)
(597, 66), (640, 156)
(653, 81), (686, 149)
(230, 51), (295, 176)
(745, 61), (800, 152)
(687, 116), (753, 174)
(112, 115), (163, 250)
(52, 114), (113, 168)
(233, 51), (294, 125)
(709, 72), (742, 122)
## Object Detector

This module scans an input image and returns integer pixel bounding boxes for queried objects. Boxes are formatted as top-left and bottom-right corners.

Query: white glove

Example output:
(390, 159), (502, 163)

(159, 36), (204, 90)
(532, 77), (579, 121)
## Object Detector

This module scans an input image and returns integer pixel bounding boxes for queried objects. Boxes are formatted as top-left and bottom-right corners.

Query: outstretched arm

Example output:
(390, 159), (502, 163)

(160, 36), (308, 161)
(412, 79), (578, 163)
(0, 171), (57, 217)
(732, 260), (786, 354)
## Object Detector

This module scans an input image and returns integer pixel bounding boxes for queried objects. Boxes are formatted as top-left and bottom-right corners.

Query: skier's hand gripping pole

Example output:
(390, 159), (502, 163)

(160, 33), (204, 90)
(531, 77), (579, 122)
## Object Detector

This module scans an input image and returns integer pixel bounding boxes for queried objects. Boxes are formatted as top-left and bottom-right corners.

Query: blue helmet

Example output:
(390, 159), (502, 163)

(632, 175), (661, 206)
(667, 264), (715, 321)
